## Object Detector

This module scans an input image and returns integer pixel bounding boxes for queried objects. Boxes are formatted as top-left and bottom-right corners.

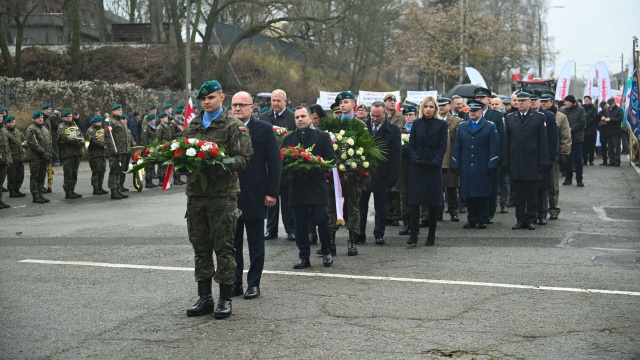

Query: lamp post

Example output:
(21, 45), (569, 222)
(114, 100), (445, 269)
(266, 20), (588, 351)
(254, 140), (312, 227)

(538, 5), (564, 78)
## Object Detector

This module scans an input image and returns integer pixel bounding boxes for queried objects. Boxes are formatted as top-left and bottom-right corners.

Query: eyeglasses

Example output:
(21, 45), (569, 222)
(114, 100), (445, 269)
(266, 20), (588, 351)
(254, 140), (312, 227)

(231, 103), (252, 108)
(384, 99), (396, 102)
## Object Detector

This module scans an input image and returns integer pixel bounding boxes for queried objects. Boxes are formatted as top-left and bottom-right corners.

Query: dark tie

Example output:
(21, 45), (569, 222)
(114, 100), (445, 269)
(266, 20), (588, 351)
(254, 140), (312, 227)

(373, 125), (379, 134)
(273, 112), (278, 119)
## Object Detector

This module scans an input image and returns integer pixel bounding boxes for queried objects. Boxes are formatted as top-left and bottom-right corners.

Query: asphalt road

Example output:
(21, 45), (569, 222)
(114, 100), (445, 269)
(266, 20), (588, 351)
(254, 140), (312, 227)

(1, 157), (639, 359)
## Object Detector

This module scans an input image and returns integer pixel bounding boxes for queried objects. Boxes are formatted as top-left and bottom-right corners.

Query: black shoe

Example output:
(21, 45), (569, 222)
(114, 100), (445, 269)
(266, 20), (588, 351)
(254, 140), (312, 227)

(589, 162), (594, 165)
(231, 284), (244, 297)
(213, 284), (233, 319)
(244, 286), (260, 299)
(41, 196), (50, 203)
(322, 254), (333, 267)
(309, 233), (318, 244)
(65, 192), (78, 199)
(375, 236), (385, 245)
(425, 232), (435, 246)
(99, 188), (109, 194)
(538, 218), (547, 225)
(32, 197), (46, 204)
(16, 191), (27, 197)
(293, 258), (311, 269)
(0, 201), (10, 209)
(612, 163), (620, 167)
(419, 219), (428, 227)
(599, 162), (608, 166)
(606, 163), (615, 166)
(526, 223), (536, 230)
(407, 237), (417, 247)
(93, 188), (103, 195)
(399, 225), (411, 235)
(500, 206), (508, 213)
(512, 222), (525, 230)
(488, 218), (494, 224)
(347, 232), (358, 256)
(463, 222), (476, 229)
(264, 231), (277, 240)
(450, 214), (460, 222)
(621, 150), (629, 155)
(577, 182), (584, 187)
(478, 223), (487, 229)
(145, 182), (156, 188)
(111, 190), (122, 200)
(120, 187), (129, 192)
(391, 220), (400, 226)
(73, 192), (82, 198)
(437, 215), (443, 221)
(186, 279), (214, 317)
(316, 248), (323, 255)
(562, 180), (572, 185)
(1, 186), (7, 192)
(43, 188), (52, 193)
(118, 192), (129, 199)
(9, 192), (21, 198)
(355, 234), (366, 244)
(549, 214), (558, 220)
(287, 232), (296, 241)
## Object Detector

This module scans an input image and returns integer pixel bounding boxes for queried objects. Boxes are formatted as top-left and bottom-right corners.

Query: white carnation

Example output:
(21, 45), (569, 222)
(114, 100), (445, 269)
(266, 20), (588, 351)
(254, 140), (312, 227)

(339, 130), (346, 135)
(347, 148), (354, 156)
(170, 142), (180, 151)
(341, 153), (347, 160)
(188, 138), (198, 144)
(350, 162), (358, 169)
(336, 134), (343, 141)
(363, 161), (370, 168)
(186, 148), (197, 156)
(338, 164), (346, 171)
(346, 138), (355, 146)
(333, 144), (338, 150)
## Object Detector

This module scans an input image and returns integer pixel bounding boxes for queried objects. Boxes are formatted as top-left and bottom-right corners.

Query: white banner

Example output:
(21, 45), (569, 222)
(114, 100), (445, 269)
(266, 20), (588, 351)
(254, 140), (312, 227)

(465, 67), (488, 88)
(584, 63), (596, 98)
(357, 90), (401, 107)
(611, 89), (623, 107)
(318, 91), (345, 110)
(596, 61), (611, 103)
(405, 91), (438, 105)
(554, 60), (575, 100)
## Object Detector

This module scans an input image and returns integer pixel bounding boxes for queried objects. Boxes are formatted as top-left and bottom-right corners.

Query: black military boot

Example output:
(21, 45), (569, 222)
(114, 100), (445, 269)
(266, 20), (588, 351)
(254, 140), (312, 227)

(118, 190), (129, 199)
(72, 190), (82, 198)
(9, 191), (20, 198)
(214, 284), (233, 319)
(65, 191), (78, 199)
(0, 200), (10, 208)
(186, 278), (214, 316)
(145, 177), (156, 188)
(111, 189), (123, 200)
(98, 182), (109, 194)
(407, 207), (419, 247)
(399, 215), (411, 235)
(16, 190), (27, 197)
(347, 231), (358, 256)
(425, 207), (438, 246)
(32, 195), (46, 204)
(93, 185), (102, 195)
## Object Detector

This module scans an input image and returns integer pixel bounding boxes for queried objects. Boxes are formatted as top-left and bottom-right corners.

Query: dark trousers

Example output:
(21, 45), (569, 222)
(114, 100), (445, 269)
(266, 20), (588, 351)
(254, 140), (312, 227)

(512, 180), (538, 224)
(489, 168), (500, 218)
(62, 156), (81, 192)
(565, 142), (583, 182)
(359, 190), (388, 238)
(536, 185), (549, 220)
(466, 197), (490, 224)
(599, 130), (608, 163)
(233, 219), (265, 287)
(500, 171), (510, 207)
(607, 134), (621, 165)
(583, 134), (596, 164)
(443, 187), (459, 215)
(386, 191), (401, 221)
(7, 161), (24, 193)
(293, 205), (332, 260)
(266, 186), (295, 235)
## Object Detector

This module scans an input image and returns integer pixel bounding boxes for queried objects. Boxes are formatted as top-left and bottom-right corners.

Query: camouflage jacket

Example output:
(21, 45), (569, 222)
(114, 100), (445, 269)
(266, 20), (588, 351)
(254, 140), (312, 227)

(3, 127), (25, 162)
(140, 125), (157, 147)
(0, 128), (12, 165)
(157, 123), (172, 143)
(170, 120), (184, 139)
(27, 122), (52, 162)
(105, 115), (129, 156)
(184, 109), (253, 198)
(85, 125), (106, 159)
(125, 127), (136, 148)
(57, 120), (84, 159)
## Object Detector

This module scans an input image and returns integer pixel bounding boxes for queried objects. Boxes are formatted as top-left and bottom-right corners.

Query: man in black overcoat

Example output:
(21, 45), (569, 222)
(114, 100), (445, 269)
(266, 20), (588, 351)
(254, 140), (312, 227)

(531, 91), (559, 225)
(503, 92), (549, 230)
(282, 107), (336, 269)
(359, 101), (401, 245)
(231, 92), (282, 299)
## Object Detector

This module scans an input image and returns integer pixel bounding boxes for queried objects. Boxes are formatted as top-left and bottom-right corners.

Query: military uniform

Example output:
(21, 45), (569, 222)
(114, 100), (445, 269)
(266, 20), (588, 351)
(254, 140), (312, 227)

(156, 120), (172, 184)
(140, 120), (158, 188)
(105, 110), (129, 199)
(85, 118), (108, 194)
(120, 118), (136, 192)
(170, 117), (186, 185)
(441, 111), (464, 220)
(3, 122), (26, 197)
(0, 126), (13, 207)
(57, 114), (85, 198)
(26, 116), (52, 202)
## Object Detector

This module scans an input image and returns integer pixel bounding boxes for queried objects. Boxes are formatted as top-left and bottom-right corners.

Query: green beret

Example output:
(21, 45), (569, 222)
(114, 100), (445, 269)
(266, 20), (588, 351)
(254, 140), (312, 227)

(335, 91), (355, 102)
(402, 105), (417, 115)
(163, 104), (172, 110)
(111, 104), (122, 111)
(148, 104), (157, 111)
(176, 105), (185, 112)
(146, 114), (157, 121)
(0, 108), (7, 114)
(61, 109), (73, 117)
(473, 87), (491, 97)
(196, 80), (222, 99)
(41, 103), (52, 110)
(121, 113), (128, 119)
(90, 116), (103, 123)
(3, 115), (15, 123)
(174, 108), (183, 115)
(32, 111), (43, 119)
(158, 112), (168, 119)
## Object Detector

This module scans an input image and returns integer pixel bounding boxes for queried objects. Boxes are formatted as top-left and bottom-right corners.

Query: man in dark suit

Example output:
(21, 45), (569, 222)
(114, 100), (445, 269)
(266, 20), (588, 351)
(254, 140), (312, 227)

(230, 92), (281, 299)
(531, 91), (559, 225)
(281, 107), (336, 269)
(359, 101), (401, 245)
(504, 92), (549, 230)
(260, 89), (296, 241)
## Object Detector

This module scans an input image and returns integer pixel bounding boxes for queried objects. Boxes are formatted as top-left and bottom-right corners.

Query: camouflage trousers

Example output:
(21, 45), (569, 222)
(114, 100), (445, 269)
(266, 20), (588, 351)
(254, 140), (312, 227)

(89, 157), (106, 187)
(108, 154), (127, 190)
(62, 156), (81, 192)
(29, 161), (46, 196)
(186, 196), (239, 284)
(119, 155), (131, 189)
(0, 164), (6, 201)
(7, 161), (24, 193)
(328, 184), (361, 233)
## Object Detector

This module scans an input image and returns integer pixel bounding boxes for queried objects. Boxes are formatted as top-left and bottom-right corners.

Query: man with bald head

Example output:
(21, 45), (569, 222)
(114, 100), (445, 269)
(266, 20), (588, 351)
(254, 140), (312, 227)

(261, 89), (296, 241)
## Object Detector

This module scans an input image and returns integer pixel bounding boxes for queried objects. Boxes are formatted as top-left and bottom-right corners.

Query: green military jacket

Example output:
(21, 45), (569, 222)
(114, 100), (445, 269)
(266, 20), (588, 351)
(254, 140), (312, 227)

(85, 125), (106, 159)
(27, 122), (51, 162)
(105, 115), (129, 156)
(157, 123), (172, 143)
(3, 127), (25, 162)
(57, 120), (84, 159)
(184, 109), (253, 198)
(125, 127), (136, 149)
(0, 129), (13, 165)
(170, 120), (184, 140)
(140, 124), (157, 147)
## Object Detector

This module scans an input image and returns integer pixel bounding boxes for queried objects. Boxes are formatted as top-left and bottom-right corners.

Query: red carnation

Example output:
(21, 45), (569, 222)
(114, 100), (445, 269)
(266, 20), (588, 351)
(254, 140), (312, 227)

(184, 139), (190, 145)
(280, 148), (285, 154)
(144, 148), (150, 155)
(302, 154), (311, 161)
(133, 153), (140, 162)
(288, 146), (295, 150)
(196, 151), (206, 160)
(174, 149), (184, 157)
(293, 151), (299, 157)
(211, 148), (218, 157)
(197, 141), (205, 147)
(316, 155), (323, 162)
(273, 127), (278, 132)
(281, 155), (285, 160)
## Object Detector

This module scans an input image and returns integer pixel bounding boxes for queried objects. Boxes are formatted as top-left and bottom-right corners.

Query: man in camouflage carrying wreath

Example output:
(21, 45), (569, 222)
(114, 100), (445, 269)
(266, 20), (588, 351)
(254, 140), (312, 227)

(58, 109), (85, 199)
(86, 116), (109, 195)
(183, 80), (253, 319)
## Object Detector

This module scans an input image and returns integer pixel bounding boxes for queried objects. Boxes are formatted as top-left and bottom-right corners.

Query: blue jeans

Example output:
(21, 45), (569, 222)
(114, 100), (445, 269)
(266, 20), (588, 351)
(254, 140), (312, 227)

(565, 142), (583, 182)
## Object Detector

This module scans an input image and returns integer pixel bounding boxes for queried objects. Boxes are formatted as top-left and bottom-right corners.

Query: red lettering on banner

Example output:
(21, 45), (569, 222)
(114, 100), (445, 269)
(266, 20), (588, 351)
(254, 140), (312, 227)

(560, 78), (568, 98)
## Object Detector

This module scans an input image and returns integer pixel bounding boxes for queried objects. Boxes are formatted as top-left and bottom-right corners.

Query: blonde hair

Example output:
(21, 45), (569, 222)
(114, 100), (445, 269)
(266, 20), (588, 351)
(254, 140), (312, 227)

(418, 96), (442, 119)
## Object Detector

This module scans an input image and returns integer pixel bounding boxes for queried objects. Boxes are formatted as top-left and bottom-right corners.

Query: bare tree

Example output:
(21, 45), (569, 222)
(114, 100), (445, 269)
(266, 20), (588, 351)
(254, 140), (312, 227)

(0, 0), (40, 77)
(64, 0), (81, 80)
(149, 0), (165, 42)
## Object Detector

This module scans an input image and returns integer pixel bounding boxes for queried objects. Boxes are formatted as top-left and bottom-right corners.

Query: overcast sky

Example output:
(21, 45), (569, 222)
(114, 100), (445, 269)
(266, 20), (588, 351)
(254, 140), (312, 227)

(546, 0), (638, 82)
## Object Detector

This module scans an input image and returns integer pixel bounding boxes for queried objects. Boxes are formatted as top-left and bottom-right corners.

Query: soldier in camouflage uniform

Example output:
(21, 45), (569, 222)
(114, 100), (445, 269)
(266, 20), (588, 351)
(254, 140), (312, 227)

(183, 80), (253, 319)
(170, 107), (186, 185)
(58, 109), (85, 199)
(86, 116), (108, 195)
(140, 114), (158, 188)
(156, 112), (172, 186)
(26, 111), (52, 203)
(3, 115), (27, 198)
(105, 104), (130, 200)
(0, 117), (13, 208)
(119, 113), (136, 192)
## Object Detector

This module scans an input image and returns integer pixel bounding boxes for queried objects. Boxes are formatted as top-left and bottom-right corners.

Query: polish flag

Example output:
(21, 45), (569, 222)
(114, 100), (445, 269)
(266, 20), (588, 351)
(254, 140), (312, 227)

(526, 67), (535, 80)
(510, 68), (521, 81)
(185, 98), (196, 125)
